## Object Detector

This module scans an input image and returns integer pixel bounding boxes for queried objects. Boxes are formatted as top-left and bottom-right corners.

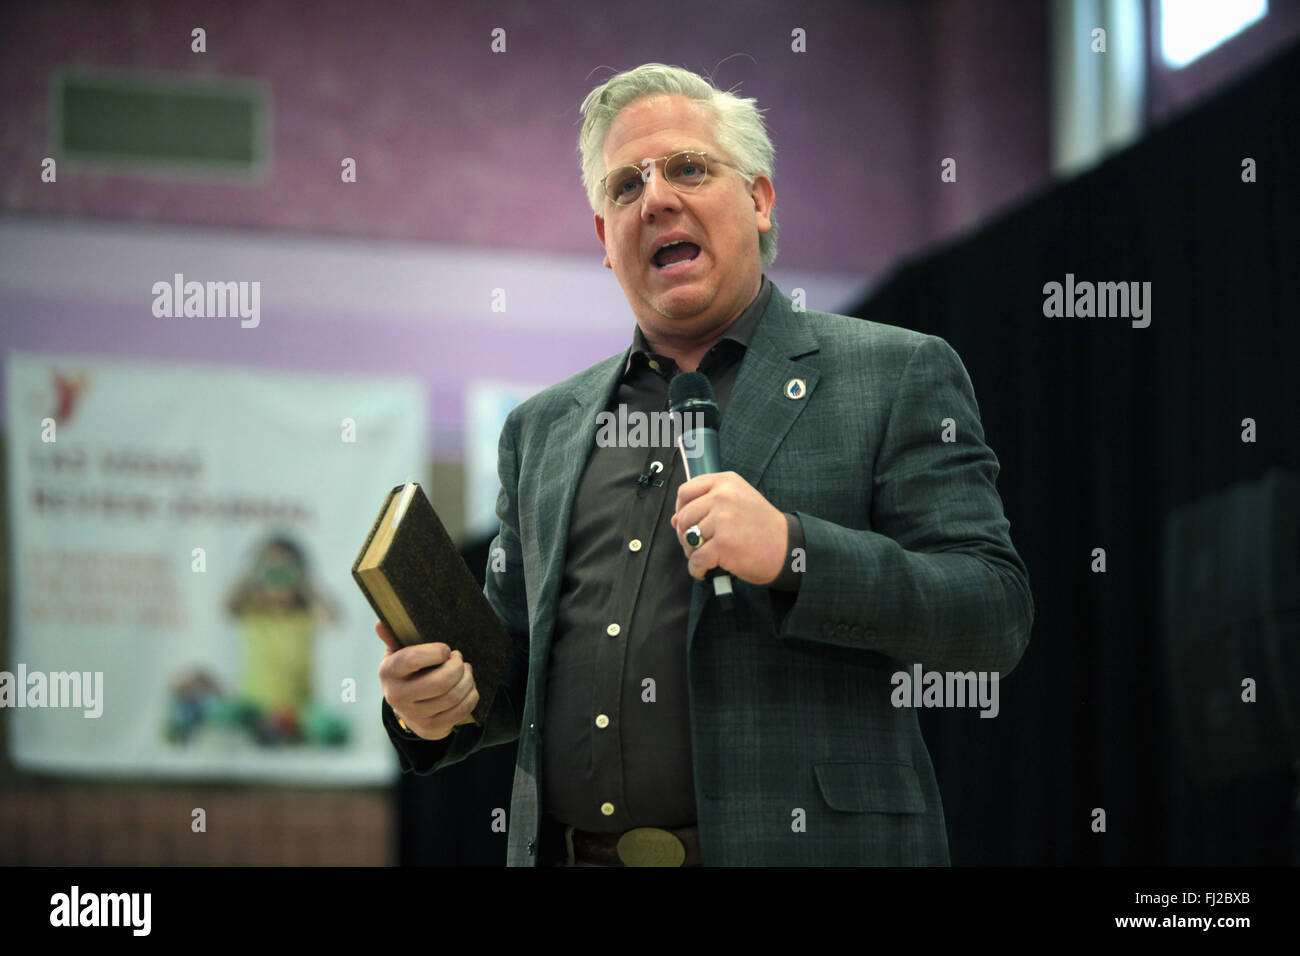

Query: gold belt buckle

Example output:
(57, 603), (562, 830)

(615, 827), (686, 867)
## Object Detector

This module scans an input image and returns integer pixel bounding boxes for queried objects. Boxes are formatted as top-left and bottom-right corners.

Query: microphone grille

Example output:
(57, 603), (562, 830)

(669, 371), (719, 430)
(669, 371), (715, 407)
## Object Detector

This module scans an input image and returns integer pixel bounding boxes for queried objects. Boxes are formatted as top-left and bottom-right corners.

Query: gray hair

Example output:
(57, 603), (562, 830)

(578, 63), (778, 268)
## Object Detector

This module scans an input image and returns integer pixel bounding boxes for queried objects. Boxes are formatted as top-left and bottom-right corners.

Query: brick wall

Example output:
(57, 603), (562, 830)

(0, 783), (393, 865)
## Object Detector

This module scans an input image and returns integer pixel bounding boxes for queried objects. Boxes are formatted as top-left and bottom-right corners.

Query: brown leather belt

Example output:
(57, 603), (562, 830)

(544, 816), (702, 866)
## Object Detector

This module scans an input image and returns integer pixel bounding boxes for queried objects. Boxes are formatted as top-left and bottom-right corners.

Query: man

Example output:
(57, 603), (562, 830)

(376, 63), (1033, 866)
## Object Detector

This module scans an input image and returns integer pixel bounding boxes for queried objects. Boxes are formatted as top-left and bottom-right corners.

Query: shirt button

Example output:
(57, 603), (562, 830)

(600, 802), (615, 816)
(595, 714), (610, 729)
(628, 539), (642, 552)
(606, 623), (621, 637)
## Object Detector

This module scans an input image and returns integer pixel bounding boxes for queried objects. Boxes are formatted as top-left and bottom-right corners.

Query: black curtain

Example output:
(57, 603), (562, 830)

(395, 532), (516, 866)
(849, 41), (1300, 864)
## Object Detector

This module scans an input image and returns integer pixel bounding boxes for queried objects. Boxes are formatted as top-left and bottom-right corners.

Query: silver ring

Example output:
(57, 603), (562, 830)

(685, 525), (703, 548)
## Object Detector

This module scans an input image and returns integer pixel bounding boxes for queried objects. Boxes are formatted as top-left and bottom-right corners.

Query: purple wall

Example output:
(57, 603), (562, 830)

(4, 0), (1296, 462)
(0, 0), (1052, 279)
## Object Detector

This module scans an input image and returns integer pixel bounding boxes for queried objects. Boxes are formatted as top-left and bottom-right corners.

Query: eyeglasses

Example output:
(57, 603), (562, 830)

(601, 150), (736, 206)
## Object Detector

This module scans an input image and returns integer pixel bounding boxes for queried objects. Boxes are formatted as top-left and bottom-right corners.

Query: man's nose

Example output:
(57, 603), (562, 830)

(639, 166), (680, 219)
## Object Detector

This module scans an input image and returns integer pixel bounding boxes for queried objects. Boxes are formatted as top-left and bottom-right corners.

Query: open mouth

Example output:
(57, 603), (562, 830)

(652, 239), (701, 270)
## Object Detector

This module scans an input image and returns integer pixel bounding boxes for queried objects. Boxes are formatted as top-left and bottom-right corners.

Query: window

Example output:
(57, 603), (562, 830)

(1159, 0), (1268, 68)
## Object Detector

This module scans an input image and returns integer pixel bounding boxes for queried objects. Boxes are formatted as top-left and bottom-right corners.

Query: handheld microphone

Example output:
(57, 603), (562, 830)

(669, 372), (733, 605)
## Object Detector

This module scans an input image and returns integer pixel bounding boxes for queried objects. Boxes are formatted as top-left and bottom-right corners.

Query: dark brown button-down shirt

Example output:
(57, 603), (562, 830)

(542, 274), (805, 832)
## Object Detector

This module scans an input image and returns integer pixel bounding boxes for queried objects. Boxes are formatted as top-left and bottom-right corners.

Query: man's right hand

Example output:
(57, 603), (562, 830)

(376, 621), (479, 741)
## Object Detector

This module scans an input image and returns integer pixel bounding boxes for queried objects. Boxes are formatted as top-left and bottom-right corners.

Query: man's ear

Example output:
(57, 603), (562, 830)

(750, 175), (776, 234)
(594, 213), (611, 269)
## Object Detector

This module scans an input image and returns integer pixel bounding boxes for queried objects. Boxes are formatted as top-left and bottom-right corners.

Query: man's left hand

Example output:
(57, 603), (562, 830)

(672, 471), (787, 585)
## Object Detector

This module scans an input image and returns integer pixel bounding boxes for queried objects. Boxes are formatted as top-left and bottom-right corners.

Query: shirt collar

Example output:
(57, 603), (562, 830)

(624, 275), (772, 376)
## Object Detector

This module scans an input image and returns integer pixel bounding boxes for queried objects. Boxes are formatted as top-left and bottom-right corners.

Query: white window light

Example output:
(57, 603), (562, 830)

(1160, 0), (1268, 68)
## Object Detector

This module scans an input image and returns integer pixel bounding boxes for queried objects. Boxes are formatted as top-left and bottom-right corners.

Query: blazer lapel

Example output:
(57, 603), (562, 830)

(520, 286), (824, 664)
(687, 286), (822, 649)
(528, 351), (628, 680)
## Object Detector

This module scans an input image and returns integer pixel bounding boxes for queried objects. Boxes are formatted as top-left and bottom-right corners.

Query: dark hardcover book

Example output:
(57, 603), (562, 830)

(352, 481), (508, 727)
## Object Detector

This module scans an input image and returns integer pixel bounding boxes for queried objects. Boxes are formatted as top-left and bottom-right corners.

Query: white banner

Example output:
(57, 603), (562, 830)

(465, 380), (545, 540)
(3, 352), (425, 784)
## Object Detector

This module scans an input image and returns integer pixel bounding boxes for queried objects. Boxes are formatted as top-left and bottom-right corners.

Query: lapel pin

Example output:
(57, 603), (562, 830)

(784, 378), (806, 400)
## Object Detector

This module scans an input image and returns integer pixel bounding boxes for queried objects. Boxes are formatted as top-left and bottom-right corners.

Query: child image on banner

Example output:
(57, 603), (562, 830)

(164, 535), (349, 748)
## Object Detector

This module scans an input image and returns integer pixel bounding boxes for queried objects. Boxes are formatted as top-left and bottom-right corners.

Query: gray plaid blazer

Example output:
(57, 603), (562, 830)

(388, 283), (1033, 865)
